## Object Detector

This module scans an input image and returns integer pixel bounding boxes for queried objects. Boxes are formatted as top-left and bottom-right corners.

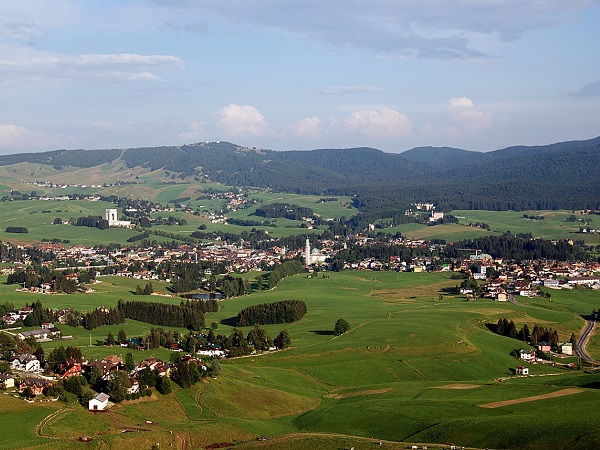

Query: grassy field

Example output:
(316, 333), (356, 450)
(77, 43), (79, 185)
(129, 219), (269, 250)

(390, 210), (600, 245)
(4, 271), (600, 449)
(452, 209), (600, 245)
(0, 179), (598, 247)
(0, 187), (358, 245)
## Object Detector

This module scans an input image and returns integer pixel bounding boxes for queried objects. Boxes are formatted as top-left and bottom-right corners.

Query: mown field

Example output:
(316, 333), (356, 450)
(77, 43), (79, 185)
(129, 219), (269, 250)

(4, 271), (600, 450)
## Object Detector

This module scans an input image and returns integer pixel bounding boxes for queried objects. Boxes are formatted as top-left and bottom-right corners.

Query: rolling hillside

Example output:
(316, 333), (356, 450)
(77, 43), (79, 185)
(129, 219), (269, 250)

(0, 136), (598, 211)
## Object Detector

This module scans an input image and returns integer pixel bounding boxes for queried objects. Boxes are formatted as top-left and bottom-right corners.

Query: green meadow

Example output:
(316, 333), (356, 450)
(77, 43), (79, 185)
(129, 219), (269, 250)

(4, 271), (600, 449)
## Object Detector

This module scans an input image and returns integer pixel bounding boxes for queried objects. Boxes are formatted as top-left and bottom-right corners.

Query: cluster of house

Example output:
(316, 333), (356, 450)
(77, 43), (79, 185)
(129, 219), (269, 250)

(479, 260), (600, 301)
(1, 352), (208, 410)
(3, 306), (77, 328)
(1, 239), (291, 281)
(513, 343), (575, 375)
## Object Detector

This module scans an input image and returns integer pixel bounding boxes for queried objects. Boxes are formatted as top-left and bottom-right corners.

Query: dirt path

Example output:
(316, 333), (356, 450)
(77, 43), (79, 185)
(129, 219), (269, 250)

(478, 388), (583, 409)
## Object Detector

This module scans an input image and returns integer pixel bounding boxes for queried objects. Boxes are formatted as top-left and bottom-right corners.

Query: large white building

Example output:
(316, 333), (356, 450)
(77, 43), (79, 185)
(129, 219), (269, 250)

(304, 238), (328, 266)
(105, 209), (131, 227)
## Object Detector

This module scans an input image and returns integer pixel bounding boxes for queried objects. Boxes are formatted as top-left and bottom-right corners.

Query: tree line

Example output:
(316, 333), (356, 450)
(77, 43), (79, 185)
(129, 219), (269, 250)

(445, 236), (588, 261)
(489, 317), (576, 351)
(254, 203), (316, 221)
(82, 298), (218, 330)
(73, 215), (109, 229)
(267, 260), (305, 289)
(236, 300), (307, 326)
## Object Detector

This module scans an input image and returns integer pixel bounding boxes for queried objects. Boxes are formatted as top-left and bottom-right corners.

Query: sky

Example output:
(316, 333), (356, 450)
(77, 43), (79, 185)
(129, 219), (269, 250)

(1, 1), (599, 154)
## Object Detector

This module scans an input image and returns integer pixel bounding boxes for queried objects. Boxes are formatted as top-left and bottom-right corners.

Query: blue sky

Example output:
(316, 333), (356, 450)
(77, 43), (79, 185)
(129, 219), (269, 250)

(1, 1), (599, 154)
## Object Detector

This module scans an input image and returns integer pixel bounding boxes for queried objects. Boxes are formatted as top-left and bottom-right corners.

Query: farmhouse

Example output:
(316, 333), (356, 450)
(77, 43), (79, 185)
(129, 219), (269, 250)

(559, 342), (573, 356)
(10, 354), (40, 373)
(519, 349), (536, 362)
(536, 342), (552, 353)
(55, 358), (83, 378)
(86, 358), (120, 381)
(17, 326), (61, 342)
(19, 378), (52, 396)
(89, 392), (110, 411)
(0, 373), (15, 389)
(515, 366), (529, 375)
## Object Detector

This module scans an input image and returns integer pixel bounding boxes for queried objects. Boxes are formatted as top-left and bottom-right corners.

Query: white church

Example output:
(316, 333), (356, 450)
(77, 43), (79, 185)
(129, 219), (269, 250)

(304, 238), (328, 266)
(105, 209), (131, 228)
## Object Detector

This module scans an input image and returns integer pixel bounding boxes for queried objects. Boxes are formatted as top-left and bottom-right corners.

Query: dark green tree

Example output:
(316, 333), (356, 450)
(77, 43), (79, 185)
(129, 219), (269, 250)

(124, 353), (135, 372)
(107, 371), (131, 403)
(334, 319), (351, 336)
(156, 375), (171, 395)
(274, 329), (291, 349)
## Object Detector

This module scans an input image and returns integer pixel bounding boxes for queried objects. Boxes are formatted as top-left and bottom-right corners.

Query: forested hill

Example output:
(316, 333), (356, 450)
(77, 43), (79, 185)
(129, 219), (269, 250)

(0, 136), (599, 211)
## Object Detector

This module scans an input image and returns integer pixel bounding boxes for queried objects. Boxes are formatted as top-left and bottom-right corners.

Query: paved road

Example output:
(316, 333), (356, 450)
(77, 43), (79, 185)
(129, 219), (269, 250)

(576, 317), (599, 364)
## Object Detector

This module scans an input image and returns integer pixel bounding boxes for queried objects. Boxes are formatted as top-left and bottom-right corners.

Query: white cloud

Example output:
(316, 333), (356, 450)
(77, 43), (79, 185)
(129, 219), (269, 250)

(215, 103), (269, 138)
(0, 124), (74, 153)
(0, 19), (43, 41)
(0, 46), (184, 84)
(342, 108), (412, 138)
(179, 121), (207, 142)
(447, 97), (474, 107)
(453, 109), (492, 132)
(147, 1), (600, 59)
(293, 117), (321, 138)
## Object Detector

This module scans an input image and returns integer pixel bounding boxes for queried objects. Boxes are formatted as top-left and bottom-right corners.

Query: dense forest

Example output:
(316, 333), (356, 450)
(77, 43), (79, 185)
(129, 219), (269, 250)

(444, 236), (588, 261)
(254, 203), (315, 220)
(1, 137), (599, 212)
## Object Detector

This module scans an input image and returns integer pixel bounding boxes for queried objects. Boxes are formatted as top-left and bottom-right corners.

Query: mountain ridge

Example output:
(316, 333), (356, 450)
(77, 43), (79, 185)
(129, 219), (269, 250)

(0, 136), (598, 211)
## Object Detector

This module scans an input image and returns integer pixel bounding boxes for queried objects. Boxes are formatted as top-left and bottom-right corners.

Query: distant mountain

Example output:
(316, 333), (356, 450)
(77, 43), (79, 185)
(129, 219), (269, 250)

(0, 136), (599, 211)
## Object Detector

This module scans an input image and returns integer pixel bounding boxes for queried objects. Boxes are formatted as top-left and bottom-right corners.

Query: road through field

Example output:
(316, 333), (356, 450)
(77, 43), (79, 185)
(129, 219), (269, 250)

(577, 317), (599, 364)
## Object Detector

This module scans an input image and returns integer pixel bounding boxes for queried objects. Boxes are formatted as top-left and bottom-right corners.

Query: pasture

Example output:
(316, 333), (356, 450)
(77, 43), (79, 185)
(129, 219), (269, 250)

(4, 271), (600, 449)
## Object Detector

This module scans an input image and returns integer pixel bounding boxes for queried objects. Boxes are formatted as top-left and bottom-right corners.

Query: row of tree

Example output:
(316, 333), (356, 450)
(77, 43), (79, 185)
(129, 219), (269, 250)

(119, 299), (217, 330)
(491, 317), (577, 350)
(267, 259), (305, 289)
(236, 300), (307, 326)
(73, 215), (109, 229)
(253, 203), (315, 221)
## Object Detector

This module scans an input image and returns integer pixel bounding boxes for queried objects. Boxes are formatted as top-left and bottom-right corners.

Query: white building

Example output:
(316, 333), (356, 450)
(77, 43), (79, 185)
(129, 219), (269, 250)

(519, 349), (536, 362)
(11, 354), (41, 373)
(429, 211), (444, 223)
(304, 238), (328, 266)
(515, 366), (529, 375)
(559, 342), (573, 356)
(105, 209), (131, 227)
(89, 392), (110, 411)
(304, 238), (311, 266)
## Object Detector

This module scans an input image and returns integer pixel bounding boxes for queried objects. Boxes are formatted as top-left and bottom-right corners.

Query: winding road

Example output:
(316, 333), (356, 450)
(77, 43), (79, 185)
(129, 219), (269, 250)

(576, 317), (599, 365)
(506, 291), (598, 365)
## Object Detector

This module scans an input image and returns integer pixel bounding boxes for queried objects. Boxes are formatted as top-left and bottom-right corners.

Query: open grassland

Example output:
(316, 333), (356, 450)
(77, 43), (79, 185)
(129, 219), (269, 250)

(452, 209), (600, 244)
(0, 187), (357, 245)
(367, 209), (599, 245)
(0, 192), (597, 247)
(4, 271), (600, 449)
(0, 199), (140, 245)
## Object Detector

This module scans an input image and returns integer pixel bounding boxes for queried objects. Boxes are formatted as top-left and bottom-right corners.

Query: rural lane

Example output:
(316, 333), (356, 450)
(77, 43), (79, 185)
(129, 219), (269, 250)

(576, 317), (599, 364)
